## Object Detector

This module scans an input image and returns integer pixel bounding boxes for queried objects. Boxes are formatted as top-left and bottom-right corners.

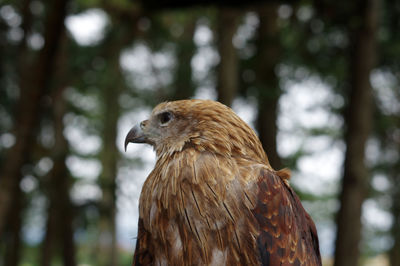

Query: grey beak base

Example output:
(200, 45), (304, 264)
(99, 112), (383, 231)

(124, 124), (146, 151)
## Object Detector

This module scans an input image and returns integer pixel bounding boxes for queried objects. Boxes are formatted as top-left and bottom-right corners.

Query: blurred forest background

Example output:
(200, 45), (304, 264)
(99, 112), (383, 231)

(0, 0), (399, 265)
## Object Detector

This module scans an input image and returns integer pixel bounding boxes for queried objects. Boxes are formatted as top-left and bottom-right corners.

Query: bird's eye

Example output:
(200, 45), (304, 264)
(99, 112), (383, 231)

(159, 112), (172, 125)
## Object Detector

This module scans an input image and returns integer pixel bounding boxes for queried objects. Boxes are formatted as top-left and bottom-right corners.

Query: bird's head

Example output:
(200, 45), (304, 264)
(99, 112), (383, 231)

(125, 99), (268, 163)
(125, 100), (198, 156)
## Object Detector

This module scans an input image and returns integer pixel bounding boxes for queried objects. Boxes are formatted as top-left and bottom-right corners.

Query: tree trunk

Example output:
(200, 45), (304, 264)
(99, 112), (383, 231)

(41, 200), (57, 266)
(41, 93), (77, 263)
(172, 17), (197, 100)
(1, 0), (32, 264)
(389, 120), (400, 266)
(3, 184), (23, 266)
(390, 174), (400, 266)
(0, 0), (69, 236)
(16, 0), (33, 69)
(255, 3), (282, 170)
(55, 90), (76, 266)
(41, 28), (76, 266)
(96, 31), (128, 266)
(41, 83), (76, 266)
(333, 1), (379, 265)
(97, 82), (120, 266)
(216, 7), (241, 107)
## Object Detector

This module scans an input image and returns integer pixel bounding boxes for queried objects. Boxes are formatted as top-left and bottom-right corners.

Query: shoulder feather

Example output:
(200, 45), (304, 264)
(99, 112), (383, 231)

(253, 169), (322, 266)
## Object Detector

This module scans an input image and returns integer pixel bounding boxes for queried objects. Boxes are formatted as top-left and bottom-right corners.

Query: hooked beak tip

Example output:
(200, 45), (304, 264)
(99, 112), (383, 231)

(124, 139), (128, 152)
(124, 124), (146, 152)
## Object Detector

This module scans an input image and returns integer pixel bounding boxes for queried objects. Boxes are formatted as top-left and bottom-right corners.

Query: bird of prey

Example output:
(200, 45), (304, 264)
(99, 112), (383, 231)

(125, 99), (321, 266)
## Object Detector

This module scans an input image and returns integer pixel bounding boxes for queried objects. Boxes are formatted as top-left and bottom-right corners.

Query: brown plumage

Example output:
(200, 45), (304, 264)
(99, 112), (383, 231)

(125, 99), (321, 266)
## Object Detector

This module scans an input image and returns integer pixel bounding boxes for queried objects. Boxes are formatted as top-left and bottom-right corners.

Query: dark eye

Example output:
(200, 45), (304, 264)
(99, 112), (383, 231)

(159, 112), (172, 125)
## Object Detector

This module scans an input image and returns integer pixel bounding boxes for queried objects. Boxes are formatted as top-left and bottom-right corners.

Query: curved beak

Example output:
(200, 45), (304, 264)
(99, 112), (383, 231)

(124, 124), (146, 151)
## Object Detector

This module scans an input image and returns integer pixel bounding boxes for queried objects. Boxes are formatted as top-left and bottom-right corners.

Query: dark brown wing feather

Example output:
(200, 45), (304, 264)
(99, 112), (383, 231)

(132, 218), (153, 266)
(253, 169), (321, 266)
